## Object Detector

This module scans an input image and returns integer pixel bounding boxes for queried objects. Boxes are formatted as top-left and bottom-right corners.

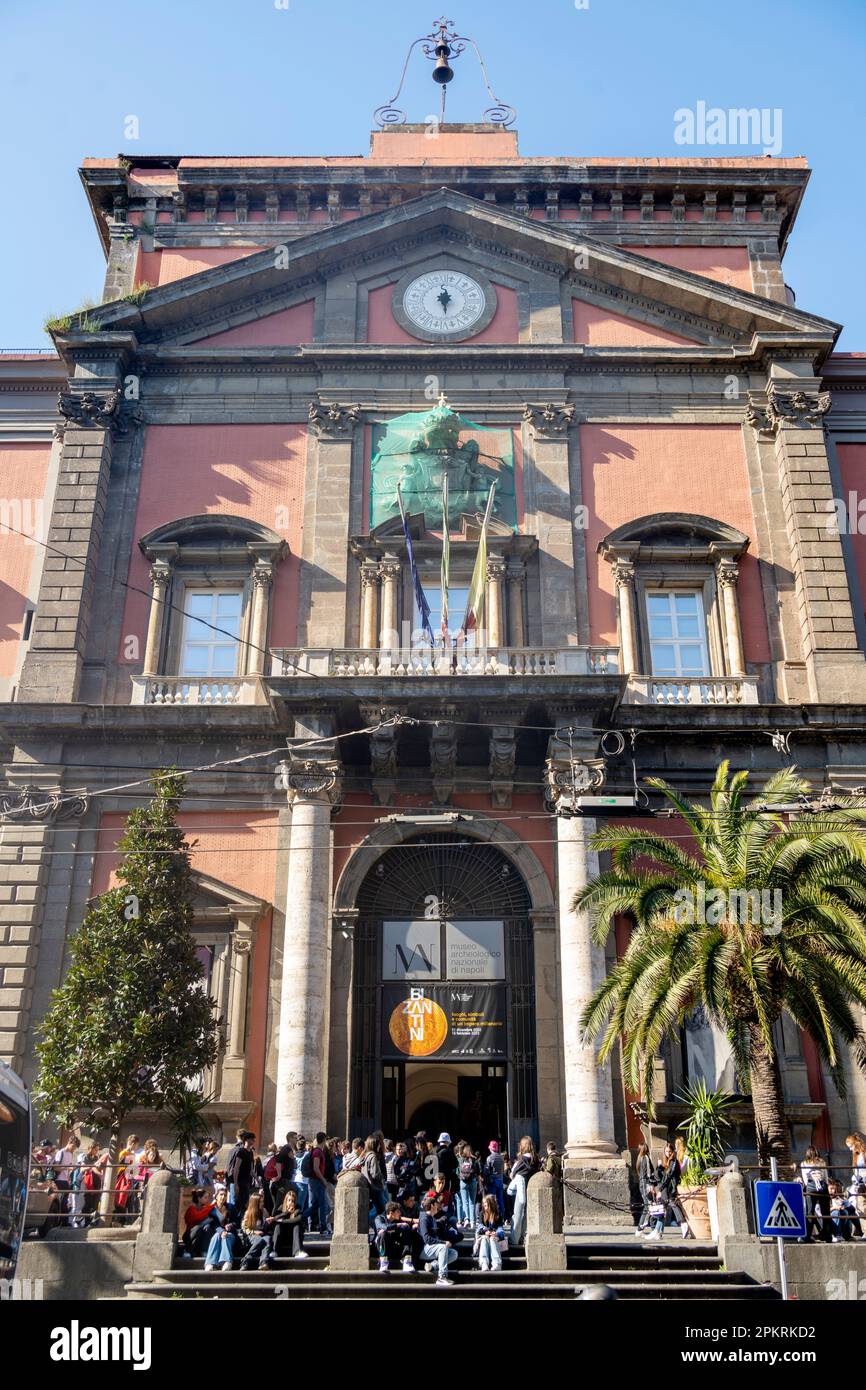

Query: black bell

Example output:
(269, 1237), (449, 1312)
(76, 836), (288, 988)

(432, 44), (454, 84)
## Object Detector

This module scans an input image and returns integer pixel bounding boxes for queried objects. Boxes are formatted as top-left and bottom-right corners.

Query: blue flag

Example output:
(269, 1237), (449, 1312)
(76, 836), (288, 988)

(396, 485), (435, 646)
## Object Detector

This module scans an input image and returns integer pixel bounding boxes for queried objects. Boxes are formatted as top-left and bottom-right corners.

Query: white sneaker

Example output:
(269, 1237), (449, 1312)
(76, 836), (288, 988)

(204, 1263), (216, 1272)
(221, 1261), (233, 1271)
(293, 1251), (309, 1259)
(402, 1258), (416, 1273)
(645, 1229), (661, 1241)
(435, 1276), (455, 1286)
(378, 1257), (390, 1273)
(424, 1262), (433, 1273)
(633, 1227), (645, 1236)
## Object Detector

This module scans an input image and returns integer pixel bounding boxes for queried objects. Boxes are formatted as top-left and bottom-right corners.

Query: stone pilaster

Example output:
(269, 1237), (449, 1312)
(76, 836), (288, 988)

(220, 911), (258, 1103)
(298, 399), (361, 648)
(523, 405), (578, 647)
(19, 339), (136, 702)
(142, 558), (172, 677)
(749, 368), (866, 701)
(613, 558), (638, 675)
(246, 560), (274, 676)
(485, 554), (507, 647)
(0, 780), (87, 1073)
(359, 561), (380, 650)
(273, 748), (342, 1140)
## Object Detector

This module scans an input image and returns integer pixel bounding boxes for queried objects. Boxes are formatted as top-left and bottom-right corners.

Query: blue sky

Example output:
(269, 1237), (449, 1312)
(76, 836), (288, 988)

(2, 0), (864, 348)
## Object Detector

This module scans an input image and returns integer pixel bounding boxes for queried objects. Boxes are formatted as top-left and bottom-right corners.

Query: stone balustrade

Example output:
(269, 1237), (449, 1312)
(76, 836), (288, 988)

(626, 675), (760, 706)
(271, 646), (621, 678)
(130, 676), (267, 706)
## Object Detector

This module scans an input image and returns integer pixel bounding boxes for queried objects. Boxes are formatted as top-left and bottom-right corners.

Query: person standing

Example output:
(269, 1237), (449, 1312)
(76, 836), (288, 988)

(657, 1141), (690, 1239)
(456, 1142), (480, 1228)
(801, 1146), (832, 1243)
(52, 1134), (78, 1215)
(226, 1130), (256, 1215)
(634, 1142), (656, 1234)
(507, 1136), (539, 1246)
(435, 1131), (458, 1189)
(362, 1134), (389, 1219)
(845, 1133), (866, 1219)
(308, 1131), (332, 1237)
(484, 1141), (505, 1218)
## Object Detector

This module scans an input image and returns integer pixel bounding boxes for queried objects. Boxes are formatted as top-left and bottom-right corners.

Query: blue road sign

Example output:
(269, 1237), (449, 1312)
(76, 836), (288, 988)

(754, 1180), (807, 1239)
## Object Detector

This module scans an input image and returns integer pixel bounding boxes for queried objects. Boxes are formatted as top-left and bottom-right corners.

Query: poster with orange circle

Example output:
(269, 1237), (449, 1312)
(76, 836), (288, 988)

(388, 992), (449, 1057)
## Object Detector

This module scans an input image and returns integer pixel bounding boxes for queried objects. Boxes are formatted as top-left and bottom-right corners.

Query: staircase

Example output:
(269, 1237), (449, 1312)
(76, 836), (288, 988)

(124, 1235), (781, 1301)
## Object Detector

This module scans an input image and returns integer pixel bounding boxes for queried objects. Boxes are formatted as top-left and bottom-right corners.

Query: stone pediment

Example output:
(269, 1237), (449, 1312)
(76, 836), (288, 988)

(189, 871), (267, 923)
(66, 187), (840, 354)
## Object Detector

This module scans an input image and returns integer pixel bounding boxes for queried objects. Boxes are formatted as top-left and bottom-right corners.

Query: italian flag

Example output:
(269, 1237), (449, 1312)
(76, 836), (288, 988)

(460, 483), (496, 639)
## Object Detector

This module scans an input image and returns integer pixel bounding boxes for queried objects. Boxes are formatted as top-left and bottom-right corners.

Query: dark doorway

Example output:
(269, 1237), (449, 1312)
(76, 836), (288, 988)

(408, 1100), (459, 1143)
(458, 1070), (507, 1150)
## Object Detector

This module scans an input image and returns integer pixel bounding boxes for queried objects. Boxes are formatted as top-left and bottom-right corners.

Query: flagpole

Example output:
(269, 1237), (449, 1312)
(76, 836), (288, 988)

(459, 482), (497, 639)
(440, 475), (450, 648)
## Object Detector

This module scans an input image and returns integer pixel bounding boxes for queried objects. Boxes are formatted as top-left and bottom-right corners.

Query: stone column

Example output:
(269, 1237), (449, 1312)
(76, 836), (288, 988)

(555, 813), (620, 1163)
(359, 561), (380, 649)
(613, 559), (639, 675)
(486, 554), (507, 647)
(379, 554), (401, 650)
(546, 747), (631, 1224)
(273, 752), (341, 1140)
(142, 559), (173, 677)
(246, 561), (274, 676)
(220, 911), (258, 1103)
(715, 557), (746, 676)
(506, 560), (526, 646)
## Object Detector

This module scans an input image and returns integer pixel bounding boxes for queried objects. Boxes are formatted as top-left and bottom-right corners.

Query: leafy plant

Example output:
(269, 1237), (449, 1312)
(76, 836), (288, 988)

(34, 771), (223, 1176)
(676, 1079), (734, 1186)
(120, 282), (154, 305)
(167, 1085), (215, 1171)
(576, 761), (866, 1174)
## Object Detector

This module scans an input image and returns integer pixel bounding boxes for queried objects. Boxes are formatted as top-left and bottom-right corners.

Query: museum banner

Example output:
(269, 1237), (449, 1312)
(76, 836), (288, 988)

(381, 983), (507, 1060)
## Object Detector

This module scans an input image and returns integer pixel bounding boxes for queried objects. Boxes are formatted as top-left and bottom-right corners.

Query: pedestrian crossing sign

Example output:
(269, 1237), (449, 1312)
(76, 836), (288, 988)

(754, 1180), (807, 1238)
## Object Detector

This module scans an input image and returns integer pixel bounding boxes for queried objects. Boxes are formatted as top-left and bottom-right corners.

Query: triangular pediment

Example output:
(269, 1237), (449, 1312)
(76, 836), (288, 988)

(190, 871), (267, 921)
(73, 187), (840, 355)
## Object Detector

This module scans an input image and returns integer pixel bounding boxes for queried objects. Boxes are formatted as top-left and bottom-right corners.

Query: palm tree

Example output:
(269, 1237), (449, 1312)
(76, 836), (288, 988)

(576, 762), (866, 1173)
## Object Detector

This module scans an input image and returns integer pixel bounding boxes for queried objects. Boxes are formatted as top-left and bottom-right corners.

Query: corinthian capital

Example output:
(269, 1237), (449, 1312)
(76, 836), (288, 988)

(308, 396), (361, 437)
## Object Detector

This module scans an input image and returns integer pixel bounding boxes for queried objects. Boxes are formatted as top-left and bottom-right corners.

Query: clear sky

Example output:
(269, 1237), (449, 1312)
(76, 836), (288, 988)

(2, 0), (864, 348)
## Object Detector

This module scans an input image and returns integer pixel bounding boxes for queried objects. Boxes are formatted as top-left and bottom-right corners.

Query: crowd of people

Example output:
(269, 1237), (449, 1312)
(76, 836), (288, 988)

(33, 1123), (866, 1264)
(178, 1128), (561, 1286)
(633, 1131), (866, 1242)
(30, 1133), (171, 1225)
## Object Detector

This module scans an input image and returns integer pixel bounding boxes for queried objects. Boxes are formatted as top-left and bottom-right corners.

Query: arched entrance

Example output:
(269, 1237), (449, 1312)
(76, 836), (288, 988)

(347, 832), (538, 1150)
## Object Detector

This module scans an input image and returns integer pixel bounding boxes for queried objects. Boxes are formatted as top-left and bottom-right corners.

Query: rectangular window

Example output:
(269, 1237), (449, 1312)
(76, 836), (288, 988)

(179, 589), (243, 677)
(415, 582), (473, 645)
(646, 590), (709, 677)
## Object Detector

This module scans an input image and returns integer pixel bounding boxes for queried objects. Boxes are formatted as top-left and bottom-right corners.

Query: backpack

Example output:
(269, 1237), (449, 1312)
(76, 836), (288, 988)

(299, 1150), (313, 1179)
(460, 1156), (476, 1181)
(263, 1155), (279, 1183)
(83, 1166), (97, 1192)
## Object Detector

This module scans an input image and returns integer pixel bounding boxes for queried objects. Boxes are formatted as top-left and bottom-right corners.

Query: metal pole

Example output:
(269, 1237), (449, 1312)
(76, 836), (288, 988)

(769, 1156), (789, 1300)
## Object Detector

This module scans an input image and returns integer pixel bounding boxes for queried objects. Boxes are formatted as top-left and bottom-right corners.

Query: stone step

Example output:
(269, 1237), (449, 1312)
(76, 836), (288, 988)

(147, 1264), (745, 1286)
(125, 1276), (778, 1302)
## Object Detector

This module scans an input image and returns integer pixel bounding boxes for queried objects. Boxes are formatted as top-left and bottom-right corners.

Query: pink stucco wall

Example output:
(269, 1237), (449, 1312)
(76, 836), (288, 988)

(188, 299), (315, 346)
(572, 299), (696, 347)
(837, 443), (866, 617)
(0, 443), (51, 678)
(119, 424), (306, 663)
(622, 245), (753, 292)
(136, 246), (256, 287)
(367, 282), (520, 344)
(580, 422), (770, 662)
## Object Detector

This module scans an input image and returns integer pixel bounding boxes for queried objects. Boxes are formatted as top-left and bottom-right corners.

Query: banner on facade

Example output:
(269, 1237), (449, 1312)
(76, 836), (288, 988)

(382, 920), (442, 980)
(381, 983), (507, 1060)
(445, 920), (505, 980)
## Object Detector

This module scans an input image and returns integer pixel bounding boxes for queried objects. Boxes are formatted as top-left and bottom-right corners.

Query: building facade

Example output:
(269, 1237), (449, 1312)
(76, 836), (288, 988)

(2, 107), (866, 1209)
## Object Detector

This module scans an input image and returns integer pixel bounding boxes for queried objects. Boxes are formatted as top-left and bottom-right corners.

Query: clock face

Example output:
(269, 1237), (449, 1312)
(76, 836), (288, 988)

(401, 270), (488, 337)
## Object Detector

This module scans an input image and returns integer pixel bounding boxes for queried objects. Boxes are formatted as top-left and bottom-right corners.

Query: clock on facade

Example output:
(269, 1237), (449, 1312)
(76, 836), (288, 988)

(393, 268), (497, 342)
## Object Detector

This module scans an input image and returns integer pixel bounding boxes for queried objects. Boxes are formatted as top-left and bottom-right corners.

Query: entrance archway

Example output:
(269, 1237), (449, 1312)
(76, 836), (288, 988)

(346, 831), (538, 1149)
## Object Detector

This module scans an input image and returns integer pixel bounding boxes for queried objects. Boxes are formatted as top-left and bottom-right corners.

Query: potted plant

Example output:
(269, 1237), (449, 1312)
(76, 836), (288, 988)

(675, 1079), (734, 1239)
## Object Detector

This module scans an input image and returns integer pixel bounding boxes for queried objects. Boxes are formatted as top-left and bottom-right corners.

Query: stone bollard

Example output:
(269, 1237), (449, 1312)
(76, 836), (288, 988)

(715, 1168), (750, 1263)
(330, 1170), (372, 1272)
(132, 1170), (181, 1284)
(525, 1170), (567, 1271)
